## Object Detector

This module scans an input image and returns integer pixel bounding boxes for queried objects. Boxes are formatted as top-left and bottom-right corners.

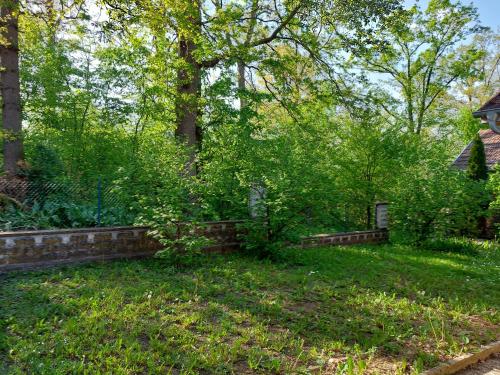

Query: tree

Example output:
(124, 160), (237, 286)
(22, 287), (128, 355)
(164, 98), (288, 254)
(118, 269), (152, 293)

(454, 106), (483, 143)
(1, 0), (24, 176)
(333, 115), (403, 229)
(455, 29), (500, 108)
(102, 0), (401, 168)
(467, 133), (488, 181)
(356, 0), (483, 135)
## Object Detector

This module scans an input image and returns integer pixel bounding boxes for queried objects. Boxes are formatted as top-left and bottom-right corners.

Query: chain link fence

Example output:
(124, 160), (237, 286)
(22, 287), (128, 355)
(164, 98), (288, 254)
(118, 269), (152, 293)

(0, 177), (134, 231)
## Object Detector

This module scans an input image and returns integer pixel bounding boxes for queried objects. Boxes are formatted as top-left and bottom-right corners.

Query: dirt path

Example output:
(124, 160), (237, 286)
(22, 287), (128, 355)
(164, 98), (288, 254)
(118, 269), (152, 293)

(454, 355), (500, 375)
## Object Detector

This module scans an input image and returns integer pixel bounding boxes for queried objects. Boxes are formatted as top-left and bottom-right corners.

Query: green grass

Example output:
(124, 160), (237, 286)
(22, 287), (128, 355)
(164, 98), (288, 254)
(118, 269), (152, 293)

(1, 243), (499, 374)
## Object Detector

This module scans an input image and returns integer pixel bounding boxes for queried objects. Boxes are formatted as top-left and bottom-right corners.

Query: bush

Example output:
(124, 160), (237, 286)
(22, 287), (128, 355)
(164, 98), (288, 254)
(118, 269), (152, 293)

(390, 142), (490, 244)
(147, 215), (212, 267)
(0, 199), (134, 231)
(487, 166), (500, 237)
(25, 143), (65, 183)
(238, 217), (301, 261)
(467, 133), (488, 181)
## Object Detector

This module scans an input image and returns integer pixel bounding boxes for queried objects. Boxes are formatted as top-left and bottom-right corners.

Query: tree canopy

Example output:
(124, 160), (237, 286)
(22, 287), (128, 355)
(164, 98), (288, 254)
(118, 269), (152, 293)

(0, 0), (498, 240)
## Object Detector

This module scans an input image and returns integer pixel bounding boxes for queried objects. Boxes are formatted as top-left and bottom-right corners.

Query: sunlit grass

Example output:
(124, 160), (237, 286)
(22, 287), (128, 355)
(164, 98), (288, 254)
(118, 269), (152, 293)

(1, 242), (499, 374)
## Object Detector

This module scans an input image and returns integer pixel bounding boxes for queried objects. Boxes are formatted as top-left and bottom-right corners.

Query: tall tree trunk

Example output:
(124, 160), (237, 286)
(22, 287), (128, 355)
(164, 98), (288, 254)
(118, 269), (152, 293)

(175, 1), (202, 175)
(175, 36), (201, 148)
(237, 60), (247, 109)
(0, 0), (23, 177)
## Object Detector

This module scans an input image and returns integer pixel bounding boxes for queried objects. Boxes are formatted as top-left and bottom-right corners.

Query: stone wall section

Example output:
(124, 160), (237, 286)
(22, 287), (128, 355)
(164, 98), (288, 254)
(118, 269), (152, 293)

(0, 222), (388, 271)
(299, 230), (389, 248)
(0, 227), (161, 270)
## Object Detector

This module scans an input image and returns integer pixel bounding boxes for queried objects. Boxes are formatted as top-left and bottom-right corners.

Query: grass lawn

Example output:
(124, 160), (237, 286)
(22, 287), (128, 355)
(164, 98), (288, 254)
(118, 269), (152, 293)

(1, 243), (499, 374)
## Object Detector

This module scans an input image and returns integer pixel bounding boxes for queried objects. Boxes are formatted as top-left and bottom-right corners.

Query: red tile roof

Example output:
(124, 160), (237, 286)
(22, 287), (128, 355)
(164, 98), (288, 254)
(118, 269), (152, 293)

(473, 91), (500, 114)
(453, 129), (500, 171)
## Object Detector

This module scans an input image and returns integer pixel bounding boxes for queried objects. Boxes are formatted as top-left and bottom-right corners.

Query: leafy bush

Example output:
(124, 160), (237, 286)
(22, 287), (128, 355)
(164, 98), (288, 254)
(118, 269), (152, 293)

(487, 166), (500, 237)
(238, 217), (301, 261)
(146, 213), (212, 267)
(25, 143), (65, 183)
(390, 141), (490, 244)
(0, 200), (134, 231)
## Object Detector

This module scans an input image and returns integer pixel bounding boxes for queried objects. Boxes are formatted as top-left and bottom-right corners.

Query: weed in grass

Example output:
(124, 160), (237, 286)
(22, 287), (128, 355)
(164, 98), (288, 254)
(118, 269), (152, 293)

(0, 243), (498, 374)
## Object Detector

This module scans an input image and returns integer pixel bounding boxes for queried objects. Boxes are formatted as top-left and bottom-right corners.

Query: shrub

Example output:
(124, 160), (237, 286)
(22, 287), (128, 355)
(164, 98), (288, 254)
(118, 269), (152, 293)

(467, 133), (488, 181)
(390, 143), (490, 244)
(25, 143), (65, 183)
(147, 214), (212, 267)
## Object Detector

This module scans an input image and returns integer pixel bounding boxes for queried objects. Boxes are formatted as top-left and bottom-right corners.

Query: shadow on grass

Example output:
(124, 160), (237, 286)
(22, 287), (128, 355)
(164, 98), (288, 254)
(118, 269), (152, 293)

(0, 243), (498, 373)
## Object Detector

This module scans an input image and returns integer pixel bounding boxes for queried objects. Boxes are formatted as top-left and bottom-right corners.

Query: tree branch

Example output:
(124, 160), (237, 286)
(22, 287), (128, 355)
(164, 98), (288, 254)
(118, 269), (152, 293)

(199, 3), (301, 68)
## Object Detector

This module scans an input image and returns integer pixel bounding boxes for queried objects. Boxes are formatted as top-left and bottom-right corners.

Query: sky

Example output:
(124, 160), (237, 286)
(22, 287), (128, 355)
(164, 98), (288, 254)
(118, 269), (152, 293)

(406, 0), (500, 30)
(472, 0), (500, 29)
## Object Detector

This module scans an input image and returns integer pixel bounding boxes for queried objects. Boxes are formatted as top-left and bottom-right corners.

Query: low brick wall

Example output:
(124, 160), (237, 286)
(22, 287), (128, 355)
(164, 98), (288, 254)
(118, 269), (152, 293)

(299, 230), (389, 248)
(0, 220), (243, 271)
(0, 223), (388, 271)
(0, 226), (160, 271)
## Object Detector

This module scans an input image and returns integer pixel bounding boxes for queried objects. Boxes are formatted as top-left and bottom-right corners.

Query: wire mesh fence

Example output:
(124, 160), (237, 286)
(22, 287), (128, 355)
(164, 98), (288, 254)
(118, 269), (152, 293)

(0, 177), (134, 231)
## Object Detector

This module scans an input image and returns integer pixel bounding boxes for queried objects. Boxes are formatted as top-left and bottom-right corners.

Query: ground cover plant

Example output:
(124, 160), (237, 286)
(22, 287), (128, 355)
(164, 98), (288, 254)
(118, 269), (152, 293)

(1, 242), (498, 374)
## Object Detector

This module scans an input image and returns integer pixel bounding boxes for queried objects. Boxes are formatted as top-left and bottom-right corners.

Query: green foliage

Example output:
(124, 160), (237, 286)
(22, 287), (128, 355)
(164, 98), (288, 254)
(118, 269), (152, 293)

(0, 200), (134, 231)
(25, 144), (65, 183)
(1, 0), (495, 248)
(331, 116), (404, 229)
(198, 96), (345, 257)
(145, 210), (212, 267)
(356, 0), (484, 135)
(454, 107), (484, 143)
(390, 140), (490, 243)
(467, 133), (488, 181)
(487, 167), (500, 236)
(488, 166), (500, 208)
(151, 226), (212, 268)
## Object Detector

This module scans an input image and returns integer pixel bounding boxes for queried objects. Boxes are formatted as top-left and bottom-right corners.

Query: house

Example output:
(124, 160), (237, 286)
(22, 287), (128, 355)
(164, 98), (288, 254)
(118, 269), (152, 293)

(472, 91), (500, 133)
(452, 92), (500, 172)
(453, 129), (500, 171)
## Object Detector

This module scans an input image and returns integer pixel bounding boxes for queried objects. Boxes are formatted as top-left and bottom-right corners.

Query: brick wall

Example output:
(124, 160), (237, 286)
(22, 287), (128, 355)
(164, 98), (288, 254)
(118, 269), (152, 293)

(0, 220), (243, 271)
(0, 223), (388, 271)
(299, 230), (389, 248)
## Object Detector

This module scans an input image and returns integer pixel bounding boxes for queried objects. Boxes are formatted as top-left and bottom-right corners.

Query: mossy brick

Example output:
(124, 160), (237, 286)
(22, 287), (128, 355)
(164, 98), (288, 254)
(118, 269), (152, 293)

(13, 238), (36, 250)
(94, 233), (112, 241)
(71, 235), (89, 245)
(117, 231), (134, 239)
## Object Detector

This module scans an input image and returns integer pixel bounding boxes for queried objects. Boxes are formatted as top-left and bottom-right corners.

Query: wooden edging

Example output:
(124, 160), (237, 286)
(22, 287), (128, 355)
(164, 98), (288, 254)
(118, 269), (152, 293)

(422, 341), (500, 375)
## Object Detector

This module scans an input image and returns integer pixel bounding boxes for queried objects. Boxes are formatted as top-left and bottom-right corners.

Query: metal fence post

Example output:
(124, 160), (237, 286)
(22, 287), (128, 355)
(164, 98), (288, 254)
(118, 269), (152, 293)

(97, 177), (102, 227)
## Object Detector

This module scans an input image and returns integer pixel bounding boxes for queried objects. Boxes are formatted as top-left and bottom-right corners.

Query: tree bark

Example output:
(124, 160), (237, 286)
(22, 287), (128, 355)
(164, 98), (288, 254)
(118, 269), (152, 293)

(175, 36), (201, 147)
(175, 1), (202, 175)
(0, 0), (23, 177)
(237, 60), (247, 109)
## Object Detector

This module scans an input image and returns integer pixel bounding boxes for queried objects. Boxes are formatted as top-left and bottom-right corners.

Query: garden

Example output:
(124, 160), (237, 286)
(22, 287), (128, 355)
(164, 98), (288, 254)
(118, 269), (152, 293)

(1, 242), (499, 374)
(0, 0), (499, 373)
